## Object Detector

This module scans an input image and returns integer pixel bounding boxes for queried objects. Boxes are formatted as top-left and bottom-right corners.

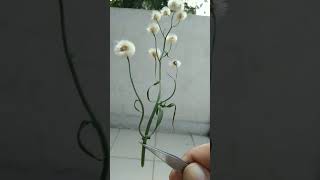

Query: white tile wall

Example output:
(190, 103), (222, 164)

(192, 134), (210, 146)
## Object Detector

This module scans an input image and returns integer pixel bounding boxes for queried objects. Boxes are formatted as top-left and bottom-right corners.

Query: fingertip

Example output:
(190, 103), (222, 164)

(169, 170), (183, 180)
(183, 163), (210, 180)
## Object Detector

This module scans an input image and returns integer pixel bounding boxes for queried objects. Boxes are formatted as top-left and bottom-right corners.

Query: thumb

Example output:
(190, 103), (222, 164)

(183, 163), (210, 180)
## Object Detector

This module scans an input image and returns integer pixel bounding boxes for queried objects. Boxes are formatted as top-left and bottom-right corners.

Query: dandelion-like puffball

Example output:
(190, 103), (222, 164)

(146, 23), (160, 34)
(168, 0), (184, 11)
(166, 34), (178, 44)
(148, 48), (162, 59)
(151, 10), (162, 21)
(114, 40), (136, 58)
(161, 6), (171, 16)
(169, 60), (181, 68)
(176, 11), (187, 21)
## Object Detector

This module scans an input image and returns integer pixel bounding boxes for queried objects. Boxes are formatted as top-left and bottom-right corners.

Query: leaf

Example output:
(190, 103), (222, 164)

(163, 103), (177, 130)
(147, 81), (160, 102)
(172, 105), (177, 129)
(77, 120), (103, 161)
(160, 73), (176, 104)
(167, 103), (175, 108)
(134, 99), (142, 112)
(149, 107), (164, 136)
(154, 108), (164, 131)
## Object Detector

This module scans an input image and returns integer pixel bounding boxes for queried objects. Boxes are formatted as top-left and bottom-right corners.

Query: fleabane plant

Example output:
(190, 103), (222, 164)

(114, 0), (187, 167)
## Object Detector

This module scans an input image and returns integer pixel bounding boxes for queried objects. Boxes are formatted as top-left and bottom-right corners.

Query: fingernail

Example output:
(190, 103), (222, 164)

(183, 163), (209, 180)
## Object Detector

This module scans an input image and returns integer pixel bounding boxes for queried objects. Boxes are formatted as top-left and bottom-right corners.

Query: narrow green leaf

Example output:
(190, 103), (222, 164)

(160, 73), (176, 104)
(149, 107), (164, 136)
(172, 105), (177, 129)
(155, 108), (164, 130)
(147, 81), (160, 102)
(134, 99), (142, 112)
(167, 103), (175, 108)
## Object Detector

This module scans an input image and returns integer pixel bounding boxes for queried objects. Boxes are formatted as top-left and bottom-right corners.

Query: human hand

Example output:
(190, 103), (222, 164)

(169, 143), (210, 180)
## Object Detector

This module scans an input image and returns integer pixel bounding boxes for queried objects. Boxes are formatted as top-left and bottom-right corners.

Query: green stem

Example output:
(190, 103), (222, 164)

(141, 11), (177, 167)
(126, 57), (145, 137)
(156, 19), (165, 38)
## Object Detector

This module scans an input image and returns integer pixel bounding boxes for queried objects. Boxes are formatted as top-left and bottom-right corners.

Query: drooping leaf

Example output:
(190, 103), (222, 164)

(160, 73), (176, 104)
(163, 103), (177, 130)
(167, 103), (175, 108)
(172, 104), (177, 129)
(134, 99), (142, 112)
(147, 81), (160, 102)
(155, 106), (159, 115)
(153, 107), (163, 133)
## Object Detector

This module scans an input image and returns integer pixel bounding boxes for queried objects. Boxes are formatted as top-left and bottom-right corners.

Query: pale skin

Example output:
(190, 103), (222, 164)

(169, 143), (210, 180)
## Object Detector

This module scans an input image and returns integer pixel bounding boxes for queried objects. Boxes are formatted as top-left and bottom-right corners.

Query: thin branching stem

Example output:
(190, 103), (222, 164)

(144, 12), (175, 137)
(126, 57), (145, 137)
(156, 19), (165, 38)
(140, 11), (177, 167)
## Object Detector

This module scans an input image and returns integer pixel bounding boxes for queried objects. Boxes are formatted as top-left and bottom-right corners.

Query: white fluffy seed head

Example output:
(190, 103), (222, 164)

(168, 0), (184, 11)
(148, 48), (162, 59)
(114, 40), (136, 58)
(161, 6), (171, 16)
(151, 10), (162, 21)
(146, 23), (160, 34)
(166, 34), (178, 44)
(176, 11), (187, 21)
(169, 60), (181, 68)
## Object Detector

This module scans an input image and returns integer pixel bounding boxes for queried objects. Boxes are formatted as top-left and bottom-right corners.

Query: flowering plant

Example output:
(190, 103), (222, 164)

(114, 0), (187, 167)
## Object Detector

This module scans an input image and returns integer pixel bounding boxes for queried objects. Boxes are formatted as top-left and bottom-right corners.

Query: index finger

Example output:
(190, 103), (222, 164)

(182, 143), (210, 170)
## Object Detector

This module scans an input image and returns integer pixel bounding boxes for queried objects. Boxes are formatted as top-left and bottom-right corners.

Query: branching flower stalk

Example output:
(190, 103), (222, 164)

(114, 0), (186, 167)
(58, 1), (108, 180)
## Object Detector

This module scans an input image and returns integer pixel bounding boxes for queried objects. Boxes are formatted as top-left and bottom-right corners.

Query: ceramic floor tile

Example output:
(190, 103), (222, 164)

(110, 157), (153, 180)
(155, 132), (194, 160)
(111, 129), (155, 160)
(153, 161), (172, 180)
(192, 135), (210, 146)
(110, 128), (119, 149)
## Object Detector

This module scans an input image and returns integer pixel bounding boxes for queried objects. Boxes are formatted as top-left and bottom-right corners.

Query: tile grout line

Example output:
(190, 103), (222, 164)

(190, 133), (196, 147)
(152, 132), (157, 180)
(110, 128), (120, 151)
(110, 155), (154, 162)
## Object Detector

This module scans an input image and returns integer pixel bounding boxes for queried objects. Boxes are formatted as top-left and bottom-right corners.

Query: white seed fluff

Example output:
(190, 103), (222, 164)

(148, 48), (162, 59)
(146, 23), (160, 34)
(176, 11), (187, 21)
(151, 10), (162, 21)
(161, 6), (171, 16)
(169, 60), (182, 68)
(168, 0), (184, 11)
(166, 34), (178, 44)
(114, 40), (136, 58)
